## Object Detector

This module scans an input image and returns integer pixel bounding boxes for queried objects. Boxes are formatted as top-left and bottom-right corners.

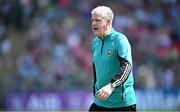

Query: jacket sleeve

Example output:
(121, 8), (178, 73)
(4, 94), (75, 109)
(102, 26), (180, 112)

(110, 56), (131, 88)
(110, 34), (132, 88)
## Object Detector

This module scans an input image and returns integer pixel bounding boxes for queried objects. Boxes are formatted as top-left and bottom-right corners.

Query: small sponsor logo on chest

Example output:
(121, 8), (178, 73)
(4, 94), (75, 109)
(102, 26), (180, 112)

(107, 50), (113, 57)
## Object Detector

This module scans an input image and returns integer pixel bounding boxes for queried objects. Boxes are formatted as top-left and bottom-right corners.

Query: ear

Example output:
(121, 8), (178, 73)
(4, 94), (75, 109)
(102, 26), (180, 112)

(107, 19), (111, 25)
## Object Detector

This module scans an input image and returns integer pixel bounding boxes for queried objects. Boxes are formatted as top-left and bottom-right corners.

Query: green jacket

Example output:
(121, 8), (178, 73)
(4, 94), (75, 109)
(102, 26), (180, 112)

(92, 28), (136, 108)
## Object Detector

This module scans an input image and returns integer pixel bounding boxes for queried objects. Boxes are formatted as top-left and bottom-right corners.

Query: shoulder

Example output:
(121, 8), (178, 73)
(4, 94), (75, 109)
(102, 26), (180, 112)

(92, 36), (99, 43)
(111, 31), (129, 44)
(115, 32), (128, 41)
(91, 37), (100, 49)
(92, 37), (99, 45)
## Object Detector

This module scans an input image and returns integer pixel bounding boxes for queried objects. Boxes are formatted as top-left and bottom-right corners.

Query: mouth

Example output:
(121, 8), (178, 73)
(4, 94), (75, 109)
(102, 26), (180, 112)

(93, 27), (99, 31)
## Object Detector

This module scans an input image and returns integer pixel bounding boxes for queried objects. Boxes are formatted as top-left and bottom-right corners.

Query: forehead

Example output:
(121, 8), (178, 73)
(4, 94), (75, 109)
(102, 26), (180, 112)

(91, 13), (103, 19)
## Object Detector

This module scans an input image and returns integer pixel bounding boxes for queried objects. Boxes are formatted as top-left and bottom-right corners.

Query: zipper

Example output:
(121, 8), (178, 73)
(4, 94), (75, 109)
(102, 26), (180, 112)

(101, 39), (104, 54)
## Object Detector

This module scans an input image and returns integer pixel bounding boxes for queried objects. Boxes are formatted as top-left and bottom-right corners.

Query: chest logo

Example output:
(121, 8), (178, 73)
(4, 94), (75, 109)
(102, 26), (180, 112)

(107, 50), (113, 57)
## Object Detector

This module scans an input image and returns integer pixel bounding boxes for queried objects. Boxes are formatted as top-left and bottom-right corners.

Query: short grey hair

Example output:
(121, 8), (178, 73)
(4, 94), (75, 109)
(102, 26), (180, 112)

(91, 6), (114, 20)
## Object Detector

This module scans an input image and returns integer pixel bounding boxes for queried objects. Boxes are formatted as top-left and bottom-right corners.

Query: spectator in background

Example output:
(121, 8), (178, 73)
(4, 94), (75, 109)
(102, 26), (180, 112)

(0, 24), (11, 67)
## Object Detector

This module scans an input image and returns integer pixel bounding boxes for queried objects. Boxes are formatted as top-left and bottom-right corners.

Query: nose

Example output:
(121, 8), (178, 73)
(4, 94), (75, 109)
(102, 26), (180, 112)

(92, 20), (96, 26)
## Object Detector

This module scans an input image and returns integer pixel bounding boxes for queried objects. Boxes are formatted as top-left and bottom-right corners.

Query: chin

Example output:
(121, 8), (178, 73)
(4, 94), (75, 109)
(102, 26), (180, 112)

(93, 33), (98, 36)
(93, 31), (99, 35)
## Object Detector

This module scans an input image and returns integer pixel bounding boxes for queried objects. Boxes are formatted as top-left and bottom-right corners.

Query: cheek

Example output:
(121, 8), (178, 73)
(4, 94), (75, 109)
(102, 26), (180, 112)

(99, 25), (106, 31)
(103, 23), (108, 29)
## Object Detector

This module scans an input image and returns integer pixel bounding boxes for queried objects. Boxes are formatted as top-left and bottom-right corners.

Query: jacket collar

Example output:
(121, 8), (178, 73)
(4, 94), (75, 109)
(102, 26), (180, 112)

(98, 28), (114, 40)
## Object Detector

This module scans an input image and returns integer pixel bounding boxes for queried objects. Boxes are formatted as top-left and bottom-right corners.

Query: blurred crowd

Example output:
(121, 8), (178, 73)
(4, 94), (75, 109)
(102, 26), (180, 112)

(0, 0), (180, 101)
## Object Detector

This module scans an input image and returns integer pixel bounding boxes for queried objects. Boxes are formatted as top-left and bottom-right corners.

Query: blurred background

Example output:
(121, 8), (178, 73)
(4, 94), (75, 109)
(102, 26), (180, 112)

(0, 0), (180, 111)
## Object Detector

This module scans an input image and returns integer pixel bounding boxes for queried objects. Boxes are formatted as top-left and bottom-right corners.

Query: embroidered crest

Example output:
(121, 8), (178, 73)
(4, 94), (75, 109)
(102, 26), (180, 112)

(107, 50), (113, 57)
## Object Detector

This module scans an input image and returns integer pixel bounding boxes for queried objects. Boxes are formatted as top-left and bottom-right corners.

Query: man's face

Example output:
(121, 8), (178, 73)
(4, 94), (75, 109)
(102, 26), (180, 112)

(91, 14), (108, 37)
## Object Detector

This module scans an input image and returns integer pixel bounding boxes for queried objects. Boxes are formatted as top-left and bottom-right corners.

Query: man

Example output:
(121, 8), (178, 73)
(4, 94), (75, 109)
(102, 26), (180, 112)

(89, 6), (136, 111)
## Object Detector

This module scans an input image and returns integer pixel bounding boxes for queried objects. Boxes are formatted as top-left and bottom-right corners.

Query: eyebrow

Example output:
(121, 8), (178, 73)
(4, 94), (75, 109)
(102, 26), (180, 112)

(91, 18), (105, 22)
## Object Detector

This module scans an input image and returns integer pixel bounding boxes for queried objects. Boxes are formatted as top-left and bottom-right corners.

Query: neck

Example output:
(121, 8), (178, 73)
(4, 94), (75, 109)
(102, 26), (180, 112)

(100, 26), (112, 39)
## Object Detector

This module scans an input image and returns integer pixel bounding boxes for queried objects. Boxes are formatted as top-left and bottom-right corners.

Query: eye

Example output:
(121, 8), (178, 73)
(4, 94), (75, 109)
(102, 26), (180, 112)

(91, 19), (102, 22)
(95, 19), (102, 22)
